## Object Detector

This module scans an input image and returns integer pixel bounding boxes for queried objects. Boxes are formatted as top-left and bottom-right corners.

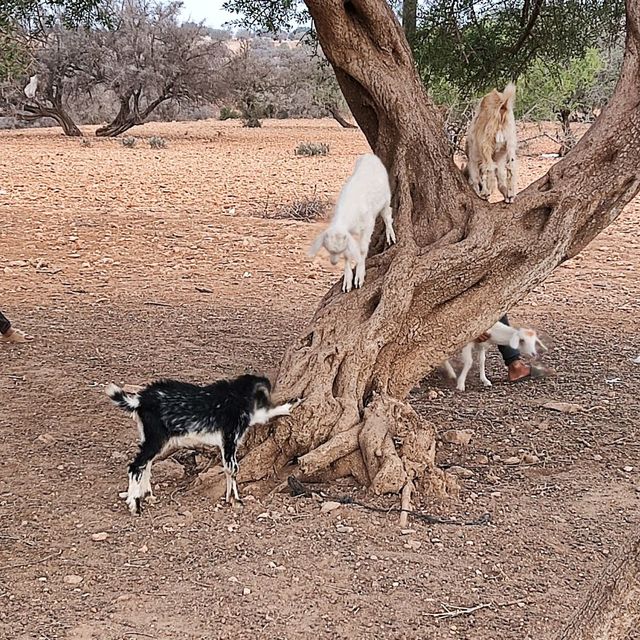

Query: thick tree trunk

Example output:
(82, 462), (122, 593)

(19, 102), (82, 137)
(556, 535), (640, 639)
(95, 93), (169, 137)
(240, 0), (640, 499)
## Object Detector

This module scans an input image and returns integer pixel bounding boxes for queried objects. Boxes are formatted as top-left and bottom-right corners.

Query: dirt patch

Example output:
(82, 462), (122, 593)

(0, 118), (638, 640)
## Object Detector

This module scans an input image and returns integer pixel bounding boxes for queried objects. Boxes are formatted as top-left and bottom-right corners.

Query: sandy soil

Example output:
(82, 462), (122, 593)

(0, 118), (638, 640)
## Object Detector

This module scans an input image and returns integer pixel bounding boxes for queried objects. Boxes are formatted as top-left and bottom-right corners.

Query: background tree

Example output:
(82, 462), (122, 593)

(89, 1), (228, 137)
(222, 0), (640, 534)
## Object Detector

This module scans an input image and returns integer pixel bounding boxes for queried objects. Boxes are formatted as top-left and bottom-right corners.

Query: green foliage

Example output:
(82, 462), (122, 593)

(0, 32), (28, 81)
(517, 48), (604, 120)
(294, 141), (329, 157)
(0, 0), (112, 34)
(122, 136), (137, 148)
(219, 106), (241, 120)
(414, 0), (623, 99)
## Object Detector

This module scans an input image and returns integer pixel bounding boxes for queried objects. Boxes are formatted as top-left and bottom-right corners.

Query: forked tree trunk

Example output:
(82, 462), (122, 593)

(240, 0), (640, 501)
(95, 93), (170, 137)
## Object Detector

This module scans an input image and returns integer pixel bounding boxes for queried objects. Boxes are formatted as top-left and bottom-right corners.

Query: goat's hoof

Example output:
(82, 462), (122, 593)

(504, 196), (514, 204)
(289, 397), (304, 410)
(482, 381), (492, 388)
(232, 499), (245, 510)
(118, 491), (128, 500)
(456, 386), (466, 392)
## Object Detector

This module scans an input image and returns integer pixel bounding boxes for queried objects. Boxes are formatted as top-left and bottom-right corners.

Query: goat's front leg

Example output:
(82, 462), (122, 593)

(249, 398), (303, 426)
(478, 346), (492, 387)
(354, 227), (373, 289)
(381, 204), (396, 245)
(504, 150), (517, 203)
(456, 343), (474, 391)
(342, 255), (354, 293)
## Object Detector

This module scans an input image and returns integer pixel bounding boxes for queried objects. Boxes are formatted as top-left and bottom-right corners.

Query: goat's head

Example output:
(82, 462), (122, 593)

(309, 229), (360, 263)
(239, 374), (273, 409)
(511, 328), (547, 357)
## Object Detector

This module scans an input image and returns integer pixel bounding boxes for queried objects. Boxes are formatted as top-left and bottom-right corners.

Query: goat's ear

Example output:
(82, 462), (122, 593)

(308, 231), (325, 257)
(345, 233), (361, 260)
(254, 382), (271, 406)
(509, 332), (520, 349)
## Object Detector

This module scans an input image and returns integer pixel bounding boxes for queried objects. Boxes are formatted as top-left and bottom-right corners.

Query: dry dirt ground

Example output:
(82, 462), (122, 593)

(0, 119), (638, 640)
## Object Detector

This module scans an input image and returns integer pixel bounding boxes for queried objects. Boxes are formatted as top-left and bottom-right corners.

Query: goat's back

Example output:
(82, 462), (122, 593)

(334, 154), (390, 229)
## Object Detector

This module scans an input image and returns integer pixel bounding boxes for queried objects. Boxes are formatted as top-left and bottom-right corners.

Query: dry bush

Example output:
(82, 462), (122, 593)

(294, 142), (329, 157)
(265, 190), (329, 222)
(122, 136), (137, 148)
(149, 136), (167, 149)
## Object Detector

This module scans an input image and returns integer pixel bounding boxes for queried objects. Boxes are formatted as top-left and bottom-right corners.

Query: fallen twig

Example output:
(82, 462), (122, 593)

(0, 549), (62, 571)
(428, 603), (491, 619)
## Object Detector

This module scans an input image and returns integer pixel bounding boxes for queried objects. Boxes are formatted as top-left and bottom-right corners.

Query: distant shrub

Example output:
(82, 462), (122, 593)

(122, 136), (137, 148)
(294, 142), (329, 157)
(268, 191), (329, 222)
(80, 138), (92, 148)
(219, 106), (241, 120)
(243, 116), (262, 128)
(149, 136), (167, 149)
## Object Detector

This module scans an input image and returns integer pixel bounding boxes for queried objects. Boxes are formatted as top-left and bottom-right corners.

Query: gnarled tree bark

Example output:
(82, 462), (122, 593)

(240, 0), (640, 502)
(18, 99), (82, 137)
(556, 535), (640, 639)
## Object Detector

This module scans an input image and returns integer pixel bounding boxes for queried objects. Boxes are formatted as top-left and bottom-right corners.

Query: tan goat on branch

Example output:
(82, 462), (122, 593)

(464, 82), (517, 203)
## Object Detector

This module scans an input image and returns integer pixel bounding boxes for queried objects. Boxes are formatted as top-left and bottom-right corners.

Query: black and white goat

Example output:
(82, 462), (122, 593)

(106, 374), (300, 515)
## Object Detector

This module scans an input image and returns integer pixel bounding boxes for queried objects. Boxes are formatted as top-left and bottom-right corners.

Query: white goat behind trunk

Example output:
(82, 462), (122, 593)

(444, 321), (546, 391)
(308, 153), (396, 292)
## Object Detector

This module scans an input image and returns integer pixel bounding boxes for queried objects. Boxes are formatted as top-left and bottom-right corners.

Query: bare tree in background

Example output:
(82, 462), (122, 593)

(2, 26), (91, 136)
(90, 1), (229, 137)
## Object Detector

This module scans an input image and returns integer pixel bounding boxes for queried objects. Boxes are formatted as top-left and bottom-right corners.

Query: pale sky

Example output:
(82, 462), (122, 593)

(179, 0), (236, 28)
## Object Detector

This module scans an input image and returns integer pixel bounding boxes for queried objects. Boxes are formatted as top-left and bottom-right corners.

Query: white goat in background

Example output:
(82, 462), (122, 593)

(464, 82), (518, 203)
(309, 153), (396, 292)
(444, 321), (547, 391)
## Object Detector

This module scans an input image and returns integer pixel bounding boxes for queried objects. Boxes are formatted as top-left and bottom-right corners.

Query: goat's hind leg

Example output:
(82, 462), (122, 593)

(478, 346), (492, 387)
(381, 203), (396, 245)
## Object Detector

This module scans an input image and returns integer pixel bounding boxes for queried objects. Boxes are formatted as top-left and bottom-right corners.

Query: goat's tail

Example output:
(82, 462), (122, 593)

(500, 82), (516, 118)
(105, 383), (140, 412)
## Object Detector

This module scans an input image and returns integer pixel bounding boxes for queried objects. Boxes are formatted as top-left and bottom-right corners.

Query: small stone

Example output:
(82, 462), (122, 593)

(475, 455), (489, 465)
(486, 473), (500, 483)
(448, 465), (474, 479)
(37, 434), (56, 444)
(321, 501), (341, 513)
(491, 491), (502, 498)
(593, 454), (603, 461)
(426, 389), (439, 400)
(243, 587), (251, 596)
(400, 529), (415, 535)
(64, 575), (83, 585)
(336, 524), (354, 533)
(503, 456), (521, 465)
(542, 401), (584, 414)
(623, 466), (634, 473)
(522, 453), (539, 464)
(404, 540), (422, 551)
(228, 576), (238, 583)
(442, 429), (474, 446)
(91, 532), (108, 541)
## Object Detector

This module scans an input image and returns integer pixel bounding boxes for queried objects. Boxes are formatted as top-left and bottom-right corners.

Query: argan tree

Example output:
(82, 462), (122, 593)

(224, 0), (640, 512)
(91, 1), (228, 137)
